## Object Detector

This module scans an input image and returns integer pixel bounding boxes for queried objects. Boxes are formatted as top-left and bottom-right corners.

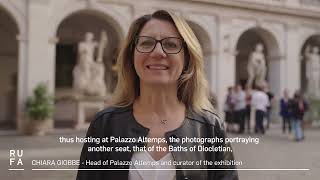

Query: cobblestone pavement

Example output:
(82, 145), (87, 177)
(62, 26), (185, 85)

(1, 124), (319, 180)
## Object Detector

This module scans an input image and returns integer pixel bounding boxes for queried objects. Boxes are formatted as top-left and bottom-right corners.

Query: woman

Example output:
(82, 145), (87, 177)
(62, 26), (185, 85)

(77, 10), (238, 180)
(290, 91), (308, 141)
(279, 89), (291, 134)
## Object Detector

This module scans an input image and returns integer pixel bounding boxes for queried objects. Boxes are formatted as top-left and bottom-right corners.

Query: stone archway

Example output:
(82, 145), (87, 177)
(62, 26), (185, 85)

(300, 35), (320, 96)
(0, 6), (19, 129)
(54, 10), (122, 127)
(187, 21), (213, 84)
(235, 27), (281, 93)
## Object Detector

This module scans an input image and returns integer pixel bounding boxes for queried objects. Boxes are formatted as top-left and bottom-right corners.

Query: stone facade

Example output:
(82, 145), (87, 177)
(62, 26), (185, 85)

(0, 0), (320, 132)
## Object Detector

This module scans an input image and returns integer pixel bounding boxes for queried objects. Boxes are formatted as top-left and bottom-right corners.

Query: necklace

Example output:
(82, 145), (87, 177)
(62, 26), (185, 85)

(160, 119), (167, 125)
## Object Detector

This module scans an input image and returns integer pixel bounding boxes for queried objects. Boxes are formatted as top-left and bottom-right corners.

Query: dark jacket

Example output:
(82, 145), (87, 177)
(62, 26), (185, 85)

(279, 98), (291, 119)
(290, 99), (308, 120)
(76, 105), (238, 180)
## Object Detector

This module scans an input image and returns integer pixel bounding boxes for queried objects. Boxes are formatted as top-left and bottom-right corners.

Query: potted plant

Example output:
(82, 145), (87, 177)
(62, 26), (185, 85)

(305, 97), (320, 128)
(25, 83), (54, 135)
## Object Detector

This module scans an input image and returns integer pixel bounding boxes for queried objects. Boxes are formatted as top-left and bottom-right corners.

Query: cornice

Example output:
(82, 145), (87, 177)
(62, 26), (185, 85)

(183, 0), (320, 19)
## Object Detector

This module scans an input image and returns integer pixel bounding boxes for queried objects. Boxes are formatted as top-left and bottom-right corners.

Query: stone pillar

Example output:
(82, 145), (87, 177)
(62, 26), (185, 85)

(16, 34), (28, 133)
(268, 54), (285, 97)
(285, 23), (302, 95)
(27, 1), (53, 93)
(26, 1), (54, 130)
(207, 50), (219, 98)
(267, 54), (285, 123)
(216, 16), (235, 113)
(48, 36), (59, 94)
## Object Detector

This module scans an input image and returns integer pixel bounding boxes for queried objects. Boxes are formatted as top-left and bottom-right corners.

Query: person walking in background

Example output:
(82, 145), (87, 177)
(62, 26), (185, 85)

(251, 85), (269, 134)
(224, 86), (235, 133)
(234, 84), (246, 134)
(290, 91), (308, 141)
(279, 89), (292, 134)
(264, 83), (274, 130)
(244, 85), (252, 133)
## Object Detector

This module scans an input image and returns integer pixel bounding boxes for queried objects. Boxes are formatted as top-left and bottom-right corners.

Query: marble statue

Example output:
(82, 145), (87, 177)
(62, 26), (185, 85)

(73, 31), (108, 96)
(304, 45), (320, 98)
(247, 43), (267, 88)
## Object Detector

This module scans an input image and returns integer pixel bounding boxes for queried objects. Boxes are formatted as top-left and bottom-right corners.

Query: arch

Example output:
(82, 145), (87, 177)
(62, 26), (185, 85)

(182, 14), (216, 88)
(55, 10), (121, 91)
(0, 4), (19, 129)
(183, 13), (216, 55)
(49, 1), (127, 40)
(234, 27), (281, 94)
(297, 28), (320, 55)
(182, 13), (217, 94)
(299, 34), (320, 95)
(53, 9), (123, 127)
(187, 20), (213, 55)
(0, 1), (26, 36)
(234, 27), (280, 59)
(186, 20), (214, 85)
(300, 34), (320, 54)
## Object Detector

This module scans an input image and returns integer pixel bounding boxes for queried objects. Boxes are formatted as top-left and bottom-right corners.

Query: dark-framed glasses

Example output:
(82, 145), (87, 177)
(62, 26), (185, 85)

(135, 36), (184, 54)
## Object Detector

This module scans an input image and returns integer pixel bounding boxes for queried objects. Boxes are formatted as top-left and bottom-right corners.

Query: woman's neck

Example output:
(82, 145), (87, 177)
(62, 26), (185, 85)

(135, 82), (183, 115)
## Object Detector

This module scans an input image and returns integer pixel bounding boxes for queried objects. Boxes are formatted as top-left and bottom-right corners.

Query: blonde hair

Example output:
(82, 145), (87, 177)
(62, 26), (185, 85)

(109, 10), (213, 114)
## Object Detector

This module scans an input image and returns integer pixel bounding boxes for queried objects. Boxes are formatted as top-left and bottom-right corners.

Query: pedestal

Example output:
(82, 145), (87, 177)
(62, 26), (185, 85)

(74, 98), (105, 130)
(54, 88), (108, 130)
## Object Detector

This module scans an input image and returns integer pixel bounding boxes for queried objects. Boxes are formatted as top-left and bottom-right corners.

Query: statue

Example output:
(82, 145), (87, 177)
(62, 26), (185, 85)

(246, 43), (267, 88)
(73, 31), (108, 97)
(304, 45), (320, 98)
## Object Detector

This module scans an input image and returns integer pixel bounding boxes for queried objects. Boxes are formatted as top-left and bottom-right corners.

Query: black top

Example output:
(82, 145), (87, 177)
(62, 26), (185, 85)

(76, 105), (239, 180)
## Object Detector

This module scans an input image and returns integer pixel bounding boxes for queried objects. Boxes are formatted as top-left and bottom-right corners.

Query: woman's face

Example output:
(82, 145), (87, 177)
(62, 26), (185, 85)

(133, 19), (185, 86)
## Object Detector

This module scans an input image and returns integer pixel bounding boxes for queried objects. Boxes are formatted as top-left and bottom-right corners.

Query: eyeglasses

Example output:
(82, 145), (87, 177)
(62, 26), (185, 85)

(135, 36), (185, 54)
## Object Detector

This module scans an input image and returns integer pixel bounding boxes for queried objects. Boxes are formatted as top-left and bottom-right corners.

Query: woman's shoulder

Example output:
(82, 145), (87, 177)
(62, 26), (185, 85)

(96, 105), (131, 117)
(188, 108), (221, 127)
(202, 109), (223, 126)
(200, 109), (226, 136)
(92, 105), (132, 125)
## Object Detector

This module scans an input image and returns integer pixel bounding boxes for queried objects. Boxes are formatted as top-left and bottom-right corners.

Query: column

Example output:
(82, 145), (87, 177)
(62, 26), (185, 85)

(216, 16), (236, 113)
(16, 34), (28, 133)
(286, 23), (301, 94)
(26, 1), (54, 130)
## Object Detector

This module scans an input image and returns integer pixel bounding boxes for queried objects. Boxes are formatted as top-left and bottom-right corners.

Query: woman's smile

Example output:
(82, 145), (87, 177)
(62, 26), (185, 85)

(146, 64), (169, 70)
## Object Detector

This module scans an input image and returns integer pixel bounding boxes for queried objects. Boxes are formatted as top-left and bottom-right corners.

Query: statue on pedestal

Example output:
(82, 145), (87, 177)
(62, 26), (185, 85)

(304, 45), (320, 98)
(73, 31), (108, 97)
(246, 43), (267, 88)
